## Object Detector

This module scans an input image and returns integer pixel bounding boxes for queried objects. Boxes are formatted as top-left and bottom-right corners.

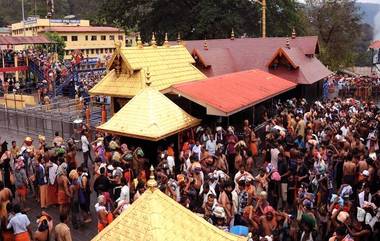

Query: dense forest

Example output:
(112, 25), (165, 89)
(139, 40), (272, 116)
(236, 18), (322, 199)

(0, 0), (377, 69)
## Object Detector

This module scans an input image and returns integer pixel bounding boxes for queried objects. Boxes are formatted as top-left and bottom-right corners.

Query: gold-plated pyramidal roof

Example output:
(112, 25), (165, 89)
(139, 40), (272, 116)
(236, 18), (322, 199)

(89, 45), (206, 98)
(92, 188), (246, 241)
(96, 78), (201, 141)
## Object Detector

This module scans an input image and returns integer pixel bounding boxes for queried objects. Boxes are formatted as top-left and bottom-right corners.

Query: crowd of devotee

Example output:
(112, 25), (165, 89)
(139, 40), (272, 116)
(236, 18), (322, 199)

(75, 71), (104, 99)
(0, 48), (105, 104)
(0, 93), (379, 241)
(332, 74), (380, 101)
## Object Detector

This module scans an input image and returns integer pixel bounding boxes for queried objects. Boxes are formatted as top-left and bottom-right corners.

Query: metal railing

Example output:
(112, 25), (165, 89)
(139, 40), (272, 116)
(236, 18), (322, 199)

(0, 96), (110, 140)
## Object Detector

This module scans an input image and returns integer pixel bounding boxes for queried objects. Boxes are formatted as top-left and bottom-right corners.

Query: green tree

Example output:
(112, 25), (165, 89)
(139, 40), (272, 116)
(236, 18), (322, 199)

(97, 0), (153, 30)
(98, 0), (308, 41)
(44, 32), (66, 60)
(265, 0), (309, 37)
(305, 0), (363, 69)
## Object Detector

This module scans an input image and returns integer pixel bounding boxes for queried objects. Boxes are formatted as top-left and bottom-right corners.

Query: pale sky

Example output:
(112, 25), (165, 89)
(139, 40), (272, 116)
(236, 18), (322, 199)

(298, 0), (380, 3)
(357, 0), (380, 3)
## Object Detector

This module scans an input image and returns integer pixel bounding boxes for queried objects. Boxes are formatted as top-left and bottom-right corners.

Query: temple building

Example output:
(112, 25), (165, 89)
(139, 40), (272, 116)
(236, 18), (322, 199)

(96, 72), (201, 141)
(176, 30), (332, 99)
(91, 167), (246, 241)
(90, 32), (332, 133)
(170, 69), (296, 125)
(89, 33), (206, 114)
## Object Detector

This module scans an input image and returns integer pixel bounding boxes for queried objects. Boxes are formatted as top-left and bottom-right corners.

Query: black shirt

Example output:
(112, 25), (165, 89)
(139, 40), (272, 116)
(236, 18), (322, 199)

(278, 159), (289, 183)
(94, 175), (110, 195)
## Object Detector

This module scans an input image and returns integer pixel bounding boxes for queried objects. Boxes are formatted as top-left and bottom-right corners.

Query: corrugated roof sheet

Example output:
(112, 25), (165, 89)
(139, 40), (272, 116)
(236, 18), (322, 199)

(0, 35), (52, 45)
(267, 47), (332, 84)
(369, 40), (380, 49)
(89, 45), (206, 97)
(173, 36), (331, 85)
(92, 188), (246, 241)
(96, 85), (201, 141)
(171, 69), (297, 116)
(40, 26), (123, 33)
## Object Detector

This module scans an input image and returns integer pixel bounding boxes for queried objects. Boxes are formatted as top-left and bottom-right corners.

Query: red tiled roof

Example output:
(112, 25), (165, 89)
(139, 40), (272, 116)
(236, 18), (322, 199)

(40, 26), (124, 33)
(369, 40), (380, 49)
(170, 69), (297, 116)
(192, 48), (239, 76)
(0, 35), (52, 45)
(267, 47), (332, 84)
(174, 36), (331, 85)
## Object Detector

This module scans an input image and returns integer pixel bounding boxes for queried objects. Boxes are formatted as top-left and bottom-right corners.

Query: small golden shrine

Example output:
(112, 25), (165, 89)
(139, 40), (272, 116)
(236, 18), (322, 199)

(96, 69), (201, 141)
(92, 167), (246, 241)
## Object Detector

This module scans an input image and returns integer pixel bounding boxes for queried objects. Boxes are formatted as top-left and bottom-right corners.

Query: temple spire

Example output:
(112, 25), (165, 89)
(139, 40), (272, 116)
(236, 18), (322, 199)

(137, 32), (143, 48)
(204, 38), (208, 50)
(177, 32), (181, 45)
(164, 32), (170, 47)
(231, 28), (235, 40)
(286, 37), (290, 49)
(115, 41), (122, 54)
(291, 27), (296, 39)
(151, 32), (157, 47)
(145, 67), (151, 86)
(146, 165), (157, 192)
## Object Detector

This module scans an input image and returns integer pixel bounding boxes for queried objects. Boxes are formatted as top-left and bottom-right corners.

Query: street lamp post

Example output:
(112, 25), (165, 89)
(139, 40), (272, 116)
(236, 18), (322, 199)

(251, 0), (267, 38)
(22, 0), (26, 36)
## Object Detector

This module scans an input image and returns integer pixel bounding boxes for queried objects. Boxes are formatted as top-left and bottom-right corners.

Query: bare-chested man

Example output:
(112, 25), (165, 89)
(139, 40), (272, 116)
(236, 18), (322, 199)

(57, 163), (71, 216)
(259, 205), (287, 236)
(218, 181), (235, 225)
(343, 156), (356, 186)
(0, 181), (13, 226)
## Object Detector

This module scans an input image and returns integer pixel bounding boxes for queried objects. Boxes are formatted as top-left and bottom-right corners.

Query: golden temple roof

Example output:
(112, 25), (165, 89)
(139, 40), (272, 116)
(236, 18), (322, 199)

(96, 84), (201, 141)
(92, 188), (246, 241)
(89, 45), (206, 98)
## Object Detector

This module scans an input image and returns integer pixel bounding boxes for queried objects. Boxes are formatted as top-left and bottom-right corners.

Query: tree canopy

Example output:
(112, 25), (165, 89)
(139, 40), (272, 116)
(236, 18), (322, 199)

(304, 0), (367, 69)
(97, 0), (307, 41)
(44, 32), (66, 60)
(0, 0), (372, 69)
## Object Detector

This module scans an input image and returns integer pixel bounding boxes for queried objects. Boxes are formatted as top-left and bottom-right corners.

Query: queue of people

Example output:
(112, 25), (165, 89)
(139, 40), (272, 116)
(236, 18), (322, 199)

(332, 74), (380, 101)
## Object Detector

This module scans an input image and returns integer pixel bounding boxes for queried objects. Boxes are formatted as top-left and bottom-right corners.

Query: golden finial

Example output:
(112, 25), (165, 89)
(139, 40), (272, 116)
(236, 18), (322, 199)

(145, 67), (151, 86)
(204, 38), (208, 50)
(115, 41), (121, 51)
(146, 165), (157, 192)
(164, 32), (170, 47)
(291, 27), (296, 39)
(151, 32), (157, 47)
(177, 32), (181, 45)
(231, 28), (235, 40)
(137, 32), (143, 48)
(286, 37), (290, 49)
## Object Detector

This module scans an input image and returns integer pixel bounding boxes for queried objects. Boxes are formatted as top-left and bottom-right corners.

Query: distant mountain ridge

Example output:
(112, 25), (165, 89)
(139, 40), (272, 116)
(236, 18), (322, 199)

(357, 2), (380, 26)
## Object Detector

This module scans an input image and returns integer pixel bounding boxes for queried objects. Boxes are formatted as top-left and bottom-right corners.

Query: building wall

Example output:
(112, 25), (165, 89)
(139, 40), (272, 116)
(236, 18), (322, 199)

(54, 31), (127, 59)
(11, 18), (89, 36)
(10, 17), (135, 59)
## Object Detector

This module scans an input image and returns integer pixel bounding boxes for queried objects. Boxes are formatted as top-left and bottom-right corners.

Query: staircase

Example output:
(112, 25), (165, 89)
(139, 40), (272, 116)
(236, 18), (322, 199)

(55, 68), (77, 98)
(28, 59), (45, 82)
